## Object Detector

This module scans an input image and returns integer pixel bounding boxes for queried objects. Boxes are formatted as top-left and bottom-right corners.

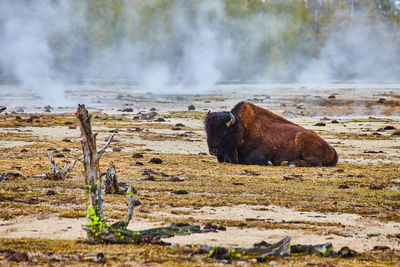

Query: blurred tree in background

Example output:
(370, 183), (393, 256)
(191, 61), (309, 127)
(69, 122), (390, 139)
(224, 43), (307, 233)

(45, 0), (400, 81)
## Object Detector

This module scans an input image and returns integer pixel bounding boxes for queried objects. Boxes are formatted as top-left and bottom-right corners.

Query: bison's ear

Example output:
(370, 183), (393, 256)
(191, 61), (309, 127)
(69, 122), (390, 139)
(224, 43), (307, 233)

(226, 112), (235, 127)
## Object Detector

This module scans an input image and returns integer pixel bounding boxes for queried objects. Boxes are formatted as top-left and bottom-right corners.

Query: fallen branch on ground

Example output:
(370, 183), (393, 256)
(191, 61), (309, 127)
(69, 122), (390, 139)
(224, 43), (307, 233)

(34, 152), (77, 180)
(200, 236), (354, 263)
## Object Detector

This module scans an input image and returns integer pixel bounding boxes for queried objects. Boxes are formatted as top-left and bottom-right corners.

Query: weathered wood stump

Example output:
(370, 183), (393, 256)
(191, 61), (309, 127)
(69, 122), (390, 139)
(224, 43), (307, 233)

(104, 162), (130, 194)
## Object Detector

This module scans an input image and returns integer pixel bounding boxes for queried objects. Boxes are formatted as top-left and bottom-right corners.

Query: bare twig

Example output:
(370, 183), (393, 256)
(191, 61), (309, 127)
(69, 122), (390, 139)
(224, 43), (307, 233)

(46, 151), (61, 175)
(98, 132), (115, 159)
(39, 152), (77, 180)
(62, 159), (77, 179)
(0, 173), (5, 182)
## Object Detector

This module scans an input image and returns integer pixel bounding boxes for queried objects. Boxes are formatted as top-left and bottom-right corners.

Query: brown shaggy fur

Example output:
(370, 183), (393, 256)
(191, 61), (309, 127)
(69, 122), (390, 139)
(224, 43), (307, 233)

(205, 101), (338, 167)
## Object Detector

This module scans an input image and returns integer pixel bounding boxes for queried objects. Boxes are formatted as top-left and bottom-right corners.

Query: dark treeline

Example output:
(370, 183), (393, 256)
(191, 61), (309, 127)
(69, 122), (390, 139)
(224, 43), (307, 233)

(1, 0), (400, 86)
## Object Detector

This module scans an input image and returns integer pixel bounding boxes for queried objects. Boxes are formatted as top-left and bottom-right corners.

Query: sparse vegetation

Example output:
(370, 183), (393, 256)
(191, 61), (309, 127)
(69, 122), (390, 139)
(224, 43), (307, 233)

(1, 92), (400, 265)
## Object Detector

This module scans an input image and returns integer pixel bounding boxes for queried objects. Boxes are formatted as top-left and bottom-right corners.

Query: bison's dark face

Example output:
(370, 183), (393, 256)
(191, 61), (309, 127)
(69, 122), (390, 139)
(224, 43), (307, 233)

(205, 111), (239, 163)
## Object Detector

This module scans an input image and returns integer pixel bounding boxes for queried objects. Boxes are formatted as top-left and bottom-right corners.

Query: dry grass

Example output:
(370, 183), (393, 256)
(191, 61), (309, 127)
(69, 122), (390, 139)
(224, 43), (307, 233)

(1, 109), (400, 265)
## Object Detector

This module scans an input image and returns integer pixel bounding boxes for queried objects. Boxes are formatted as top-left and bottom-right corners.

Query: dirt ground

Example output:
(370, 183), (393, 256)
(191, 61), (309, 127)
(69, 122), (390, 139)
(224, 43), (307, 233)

(1, 84), (400, 265)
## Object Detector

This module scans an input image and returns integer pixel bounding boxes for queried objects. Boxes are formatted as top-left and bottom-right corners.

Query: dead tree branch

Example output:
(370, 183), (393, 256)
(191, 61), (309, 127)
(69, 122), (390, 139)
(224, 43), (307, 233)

(76, 104), (204, 244)
(34, 152), (77, 180)
(98, 132), (115, 159)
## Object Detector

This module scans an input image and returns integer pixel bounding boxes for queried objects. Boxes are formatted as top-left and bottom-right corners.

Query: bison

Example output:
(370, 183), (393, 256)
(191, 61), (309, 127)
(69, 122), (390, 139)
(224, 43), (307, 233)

(205, 101), (338, 167)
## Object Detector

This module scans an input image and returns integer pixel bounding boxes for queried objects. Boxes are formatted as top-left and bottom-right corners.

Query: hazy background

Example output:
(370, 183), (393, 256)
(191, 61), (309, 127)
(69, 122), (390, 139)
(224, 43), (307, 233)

(0, 0), (400, 103)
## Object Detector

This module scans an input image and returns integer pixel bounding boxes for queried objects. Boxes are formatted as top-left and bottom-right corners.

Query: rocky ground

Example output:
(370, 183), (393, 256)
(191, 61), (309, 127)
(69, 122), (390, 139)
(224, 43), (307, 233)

(0, 84), (400, 265)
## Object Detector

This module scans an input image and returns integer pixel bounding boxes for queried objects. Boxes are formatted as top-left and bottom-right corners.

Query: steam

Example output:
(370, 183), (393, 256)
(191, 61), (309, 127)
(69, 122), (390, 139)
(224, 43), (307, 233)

(0, 1), (61, 103)
(299, 9), (400, 83)
(0, 0), (399, 104)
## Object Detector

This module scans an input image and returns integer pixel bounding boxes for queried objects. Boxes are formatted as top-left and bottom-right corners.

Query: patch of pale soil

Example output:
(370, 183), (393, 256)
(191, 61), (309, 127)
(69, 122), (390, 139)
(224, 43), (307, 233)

(27, 126), (80, 139)
(0, 140), (35, 148)
(0, 215), (164, 240)
(2, 206), (400, 252)
(158, 205), (400, 252)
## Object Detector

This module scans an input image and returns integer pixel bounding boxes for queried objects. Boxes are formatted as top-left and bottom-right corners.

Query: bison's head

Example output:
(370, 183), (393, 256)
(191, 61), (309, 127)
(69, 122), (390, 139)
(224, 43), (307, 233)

(204, 111), (239, 163)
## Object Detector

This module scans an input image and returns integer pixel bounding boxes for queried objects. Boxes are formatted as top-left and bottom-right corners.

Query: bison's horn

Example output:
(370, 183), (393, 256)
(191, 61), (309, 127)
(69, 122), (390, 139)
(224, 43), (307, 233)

(226, 112), (235, 127)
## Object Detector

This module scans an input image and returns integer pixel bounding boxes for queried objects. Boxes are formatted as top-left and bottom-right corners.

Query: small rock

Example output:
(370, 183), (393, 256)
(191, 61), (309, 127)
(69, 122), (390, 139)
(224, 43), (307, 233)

(188, 105), (195, 111)
(171, 190), (188, 195)
(338, 246), (357, 258)
(0, 106), (6, 113)
(376, 128), (385, 132)
(384, 126), (395, 130)
(122, 108), (133, 112)
(20, 148), (28, 153)
(6, 252), (29, 262)
(331, 120), (339, 124)
(232, 182), (244, 186)
(62, 148), (71, 152)
(64, 121), (73, 125)
(15, 107), (24, 113)
(338, 185), (349, 189)
(175, 123), (185, 127)
(43, 107), (51, 112)
(204, 223), (226, 231)
(240, 169), (260, 176)
(113, 147), (122, 152)
(143, 176), (156, 181)
(392, 131), (400, 136)
(328, 95), (336, 99)
(155, 118), (165, 122)
(54, 154), (65, 158)
(283, 174), (304, 181)
(68, 126), (76, 129)
(171, 127), (181, 130)
(135, 162), (144, 166)
(169, 177), (184, 182)
(377, 98), (386, 104)
(283, 110), (294, 116)
(149, 158), (162, 164)
(133, 200), (142, 206)
(314, 122), (326, 126)
(371, 245), (390, 251)
(46, 190), (56, 196)
(132, 153), (144, 158)
(62, 138), (72, 142)
(369, 184), (383, 190)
